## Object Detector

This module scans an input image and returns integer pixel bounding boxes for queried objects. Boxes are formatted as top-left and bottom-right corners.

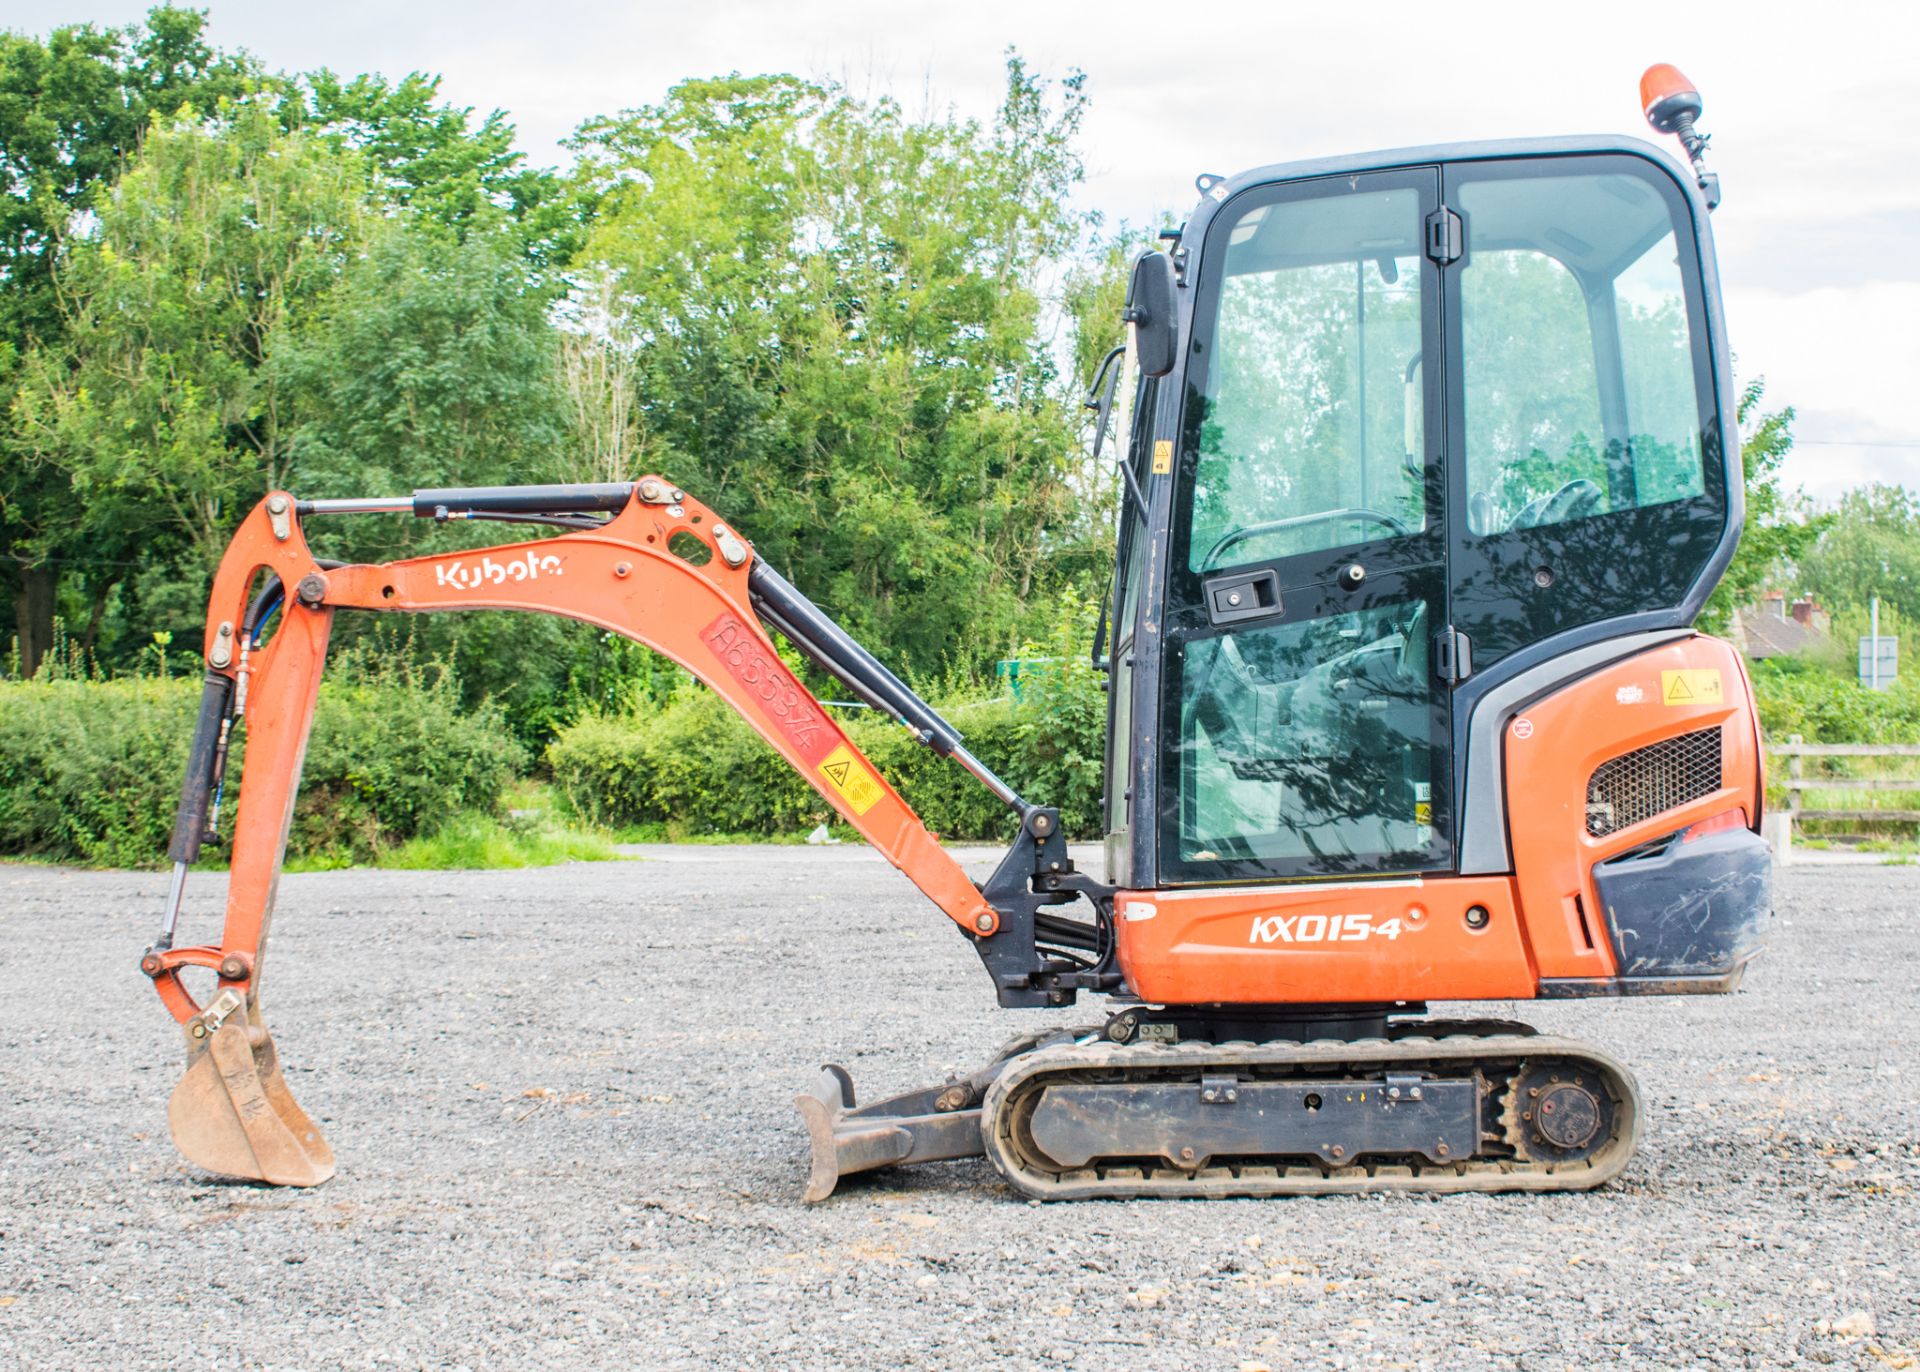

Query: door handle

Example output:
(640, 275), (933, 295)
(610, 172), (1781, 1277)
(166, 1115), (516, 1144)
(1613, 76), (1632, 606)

(1203, 568), (1282, 626)
(1433, 627), (1473, 684)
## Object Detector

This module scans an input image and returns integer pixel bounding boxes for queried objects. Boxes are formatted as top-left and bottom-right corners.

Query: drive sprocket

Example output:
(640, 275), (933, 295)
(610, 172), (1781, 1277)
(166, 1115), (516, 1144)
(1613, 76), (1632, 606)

(1501, 1060), (1615, 1164)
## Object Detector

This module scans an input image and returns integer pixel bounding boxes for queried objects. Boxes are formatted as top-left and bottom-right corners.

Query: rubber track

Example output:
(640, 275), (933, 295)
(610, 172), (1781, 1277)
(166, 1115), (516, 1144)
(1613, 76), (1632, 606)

(979, 1034), (1641, 1200)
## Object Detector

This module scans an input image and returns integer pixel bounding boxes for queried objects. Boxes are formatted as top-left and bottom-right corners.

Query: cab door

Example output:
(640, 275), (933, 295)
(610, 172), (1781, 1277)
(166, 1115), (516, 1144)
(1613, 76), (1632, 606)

(1440, 154), (1728, 671)
(1158, 169), (1452, 885)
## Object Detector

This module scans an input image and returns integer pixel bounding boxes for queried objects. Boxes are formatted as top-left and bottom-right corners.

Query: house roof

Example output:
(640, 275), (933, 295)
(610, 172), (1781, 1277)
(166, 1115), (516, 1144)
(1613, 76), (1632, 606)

(1741, 609), (1825, 659)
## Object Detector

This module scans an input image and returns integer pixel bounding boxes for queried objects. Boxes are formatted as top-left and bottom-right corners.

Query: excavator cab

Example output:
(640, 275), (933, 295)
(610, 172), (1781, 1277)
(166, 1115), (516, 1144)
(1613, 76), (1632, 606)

(1084, 128), (1768, 1027)
(1105, 138), (1737, 892)
(145, 71), (1771, 1202)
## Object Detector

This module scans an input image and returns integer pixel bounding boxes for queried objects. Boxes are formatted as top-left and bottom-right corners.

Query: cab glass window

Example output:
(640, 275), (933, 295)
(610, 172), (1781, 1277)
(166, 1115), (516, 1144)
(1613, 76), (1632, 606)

(1187, 187), (1427, 572)
(1173, 590), (1443, 874)
(1458, 171), (1707, 536)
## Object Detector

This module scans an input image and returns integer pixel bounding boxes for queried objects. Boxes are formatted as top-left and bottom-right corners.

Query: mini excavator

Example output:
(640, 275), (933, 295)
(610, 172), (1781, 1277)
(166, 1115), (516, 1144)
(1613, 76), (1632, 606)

(143, 67), (1771, 1201)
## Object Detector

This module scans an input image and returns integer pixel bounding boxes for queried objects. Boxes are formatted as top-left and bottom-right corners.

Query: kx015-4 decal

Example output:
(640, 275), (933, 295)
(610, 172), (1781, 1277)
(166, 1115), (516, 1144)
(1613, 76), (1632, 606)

(1248, 913), (1406, 945)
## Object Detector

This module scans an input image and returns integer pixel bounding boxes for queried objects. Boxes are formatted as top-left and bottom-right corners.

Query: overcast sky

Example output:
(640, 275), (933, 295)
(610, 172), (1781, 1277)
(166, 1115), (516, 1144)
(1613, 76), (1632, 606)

(13, 0), (1917, 503)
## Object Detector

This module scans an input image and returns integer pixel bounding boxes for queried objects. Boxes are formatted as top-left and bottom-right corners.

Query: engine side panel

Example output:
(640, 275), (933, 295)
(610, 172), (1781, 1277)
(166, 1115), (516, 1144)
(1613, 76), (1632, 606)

(1592, 824), (1772, 977)
(1503, 633), (1761, 980)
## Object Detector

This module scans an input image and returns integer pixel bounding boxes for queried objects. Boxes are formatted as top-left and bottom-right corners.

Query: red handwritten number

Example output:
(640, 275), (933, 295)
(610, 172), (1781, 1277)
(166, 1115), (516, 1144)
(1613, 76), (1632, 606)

(704, 614), (825, 755)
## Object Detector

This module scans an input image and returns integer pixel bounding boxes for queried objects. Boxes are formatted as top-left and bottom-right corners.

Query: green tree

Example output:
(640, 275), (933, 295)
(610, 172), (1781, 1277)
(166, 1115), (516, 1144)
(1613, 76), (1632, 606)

(284, 218), (566, 512)
(569, 56), (1096, 677)
(0, 5), (270, 670)
(296, 69), (578, 270)
(0, 9), (580, 673)
(14, 95), (573, 684)
(278, 214), (584, 741)
(12, 102), (372, 569)
(1795, 483), (1920, 623)
(1700, 379), (1820, 630)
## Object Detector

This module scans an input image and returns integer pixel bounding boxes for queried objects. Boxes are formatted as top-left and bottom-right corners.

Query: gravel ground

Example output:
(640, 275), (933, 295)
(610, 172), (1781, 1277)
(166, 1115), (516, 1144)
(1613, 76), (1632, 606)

(2, 848), (1916, 1371)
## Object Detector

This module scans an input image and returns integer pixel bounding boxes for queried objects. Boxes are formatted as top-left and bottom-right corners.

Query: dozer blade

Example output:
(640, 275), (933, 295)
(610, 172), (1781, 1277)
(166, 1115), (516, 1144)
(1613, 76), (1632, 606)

(794, 1065), (985, 1204)
(168, 1014), (334, 1187)
(794, 1029), (1090, 1202)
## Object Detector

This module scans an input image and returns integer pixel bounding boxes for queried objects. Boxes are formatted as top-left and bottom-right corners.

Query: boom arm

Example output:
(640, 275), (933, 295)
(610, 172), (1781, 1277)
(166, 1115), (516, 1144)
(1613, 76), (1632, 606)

(141, 477), (1112, 1185)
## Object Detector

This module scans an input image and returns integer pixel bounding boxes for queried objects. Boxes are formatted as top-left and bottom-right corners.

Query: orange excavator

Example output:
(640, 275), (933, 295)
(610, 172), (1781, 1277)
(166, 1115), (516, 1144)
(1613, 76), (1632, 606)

(143, 67), (1771, 1201)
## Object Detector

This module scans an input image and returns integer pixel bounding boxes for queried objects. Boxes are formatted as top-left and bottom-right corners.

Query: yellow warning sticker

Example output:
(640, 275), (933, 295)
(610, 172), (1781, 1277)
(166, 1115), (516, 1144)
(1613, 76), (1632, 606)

(817, 744), (885, 816)
(1151, 439), (1173, 475)
(1660, 669), (1723, 707)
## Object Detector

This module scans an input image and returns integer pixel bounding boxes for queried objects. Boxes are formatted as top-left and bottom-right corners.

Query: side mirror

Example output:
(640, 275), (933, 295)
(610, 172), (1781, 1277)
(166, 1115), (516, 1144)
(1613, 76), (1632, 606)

(1124, 251), (1179, 378)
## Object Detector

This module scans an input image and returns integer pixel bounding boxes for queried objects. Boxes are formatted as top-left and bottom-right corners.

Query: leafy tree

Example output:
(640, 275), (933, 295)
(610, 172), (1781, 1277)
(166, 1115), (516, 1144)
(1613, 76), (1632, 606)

(0, 5), (271, 670)
(1795, 482), (1920, 624)
(14, 94), (573, 697)
(0, 7), (269, 348)
(13, 102), (372, 569)
(284, 218), (566, 513)
(553, 268), (652, 485)
(296, 69), (578, 270)
(568, 56), (1096, 677)
(301, 70), (523, 229)
(0, 8), (580, 673)
(278, 214), (584, 740)
(1700, 379), (1820, 630)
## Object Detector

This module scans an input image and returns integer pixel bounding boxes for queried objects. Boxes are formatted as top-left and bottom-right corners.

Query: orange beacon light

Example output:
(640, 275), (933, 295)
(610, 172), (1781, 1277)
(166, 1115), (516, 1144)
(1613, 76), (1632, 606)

(1640, 62), (1718, 206)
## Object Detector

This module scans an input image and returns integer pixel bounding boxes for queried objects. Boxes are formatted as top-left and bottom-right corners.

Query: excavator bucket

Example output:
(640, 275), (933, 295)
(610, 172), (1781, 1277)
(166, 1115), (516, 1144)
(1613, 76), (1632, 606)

(167, 1010), (334, 1187)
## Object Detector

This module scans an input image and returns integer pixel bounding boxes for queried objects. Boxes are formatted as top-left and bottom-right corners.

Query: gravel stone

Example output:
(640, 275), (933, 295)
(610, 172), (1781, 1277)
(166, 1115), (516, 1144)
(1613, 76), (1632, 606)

(1, 851), (1916, 1369)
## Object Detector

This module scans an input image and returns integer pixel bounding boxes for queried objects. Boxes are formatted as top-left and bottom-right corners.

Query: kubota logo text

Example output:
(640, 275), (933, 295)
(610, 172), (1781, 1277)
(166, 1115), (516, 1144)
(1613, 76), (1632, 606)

(435, 551), (563, 591)
(1249, 913), (1404, 944)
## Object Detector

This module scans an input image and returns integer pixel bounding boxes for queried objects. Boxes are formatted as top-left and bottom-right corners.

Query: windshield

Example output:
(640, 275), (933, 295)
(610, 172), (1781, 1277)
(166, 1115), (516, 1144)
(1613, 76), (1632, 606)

(1180, 161), (1710, 576)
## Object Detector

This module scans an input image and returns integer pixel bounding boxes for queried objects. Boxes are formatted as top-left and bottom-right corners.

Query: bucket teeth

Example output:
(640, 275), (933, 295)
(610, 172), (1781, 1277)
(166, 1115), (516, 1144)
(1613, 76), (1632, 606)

(168, 1016), (334, 1187)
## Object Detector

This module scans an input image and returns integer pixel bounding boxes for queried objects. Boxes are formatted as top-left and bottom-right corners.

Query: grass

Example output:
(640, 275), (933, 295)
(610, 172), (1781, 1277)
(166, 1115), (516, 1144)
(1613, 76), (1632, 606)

(609, 819), (860, 845)
(284, 781), (630, 873)
(1786, 828), (1920, 855)
(372, 810), (624, 869)
(1767, 749), (1920, 857)
(1849, 836), (1920, 856)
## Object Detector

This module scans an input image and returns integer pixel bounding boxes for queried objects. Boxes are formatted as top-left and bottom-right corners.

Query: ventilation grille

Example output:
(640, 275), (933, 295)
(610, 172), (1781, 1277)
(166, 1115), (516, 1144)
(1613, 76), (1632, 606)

(1586, 726), (1723, 838)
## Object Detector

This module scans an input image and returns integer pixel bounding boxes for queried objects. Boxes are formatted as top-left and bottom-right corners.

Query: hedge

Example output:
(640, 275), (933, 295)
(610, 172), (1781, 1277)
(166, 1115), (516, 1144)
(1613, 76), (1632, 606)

(548, 664), (1106, 841)
(9, 651), (1854, 867)
(0, 673), (524, 868)
(1750, 657), (1920, 743)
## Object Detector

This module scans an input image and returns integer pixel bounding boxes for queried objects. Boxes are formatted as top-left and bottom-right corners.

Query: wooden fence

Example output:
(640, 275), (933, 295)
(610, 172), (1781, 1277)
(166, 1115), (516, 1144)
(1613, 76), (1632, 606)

(1772, 735), (1920, 825)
